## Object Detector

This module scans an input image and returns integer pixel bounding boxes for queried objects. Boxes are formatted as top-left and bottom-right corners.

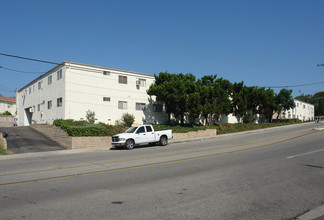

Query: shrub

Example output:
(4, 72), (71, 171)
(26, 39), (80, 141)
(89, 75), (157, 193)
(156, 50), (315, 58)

(86, 110), (96, 124)
(121, 113), (135, 127)
(1, 111), (12, 116)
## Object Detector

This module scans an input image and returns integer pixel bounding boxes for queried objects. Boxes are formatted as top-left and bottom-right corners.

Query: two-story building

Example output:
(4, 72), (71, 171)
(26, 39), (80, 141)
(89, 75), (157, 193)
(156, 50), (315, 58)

(16, 61), (166, 126)
(277, 99), (314, 121)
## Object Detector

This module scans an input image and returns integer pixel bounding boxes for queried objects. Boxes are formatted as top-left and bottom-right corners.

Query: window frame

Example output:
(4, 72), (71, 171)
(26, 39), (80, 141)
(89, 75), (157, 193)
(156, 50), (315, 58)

(118, 101), (127, 109)
(57, 69), (62, 80)
(47, 100), (52, 109)
(135, 102), (146, 111)
(103, 97), (111, 102)
(57, 97), (63, 107)
(118, 75), (127, 84)
(48, 75), (52, 85)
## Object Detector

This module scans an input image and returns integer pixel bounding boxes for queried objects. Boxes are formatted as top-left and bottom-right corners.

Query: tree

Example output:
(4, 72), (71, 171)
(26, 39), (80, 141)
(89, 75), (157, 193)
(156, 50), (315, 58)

(197, 75), (217, 125)
(231, 82), (248, 121)
(276, 89), (295, 119)
(258, 88), (277, 122)
(147, 72), (178, 124)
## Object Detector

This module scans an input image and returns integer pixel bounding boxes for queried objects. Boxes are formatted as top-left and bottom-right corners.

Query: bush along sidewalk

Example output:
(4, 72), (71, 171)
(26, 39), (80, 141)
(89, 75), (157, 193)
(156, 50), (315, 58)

(53, 119), (303, 137)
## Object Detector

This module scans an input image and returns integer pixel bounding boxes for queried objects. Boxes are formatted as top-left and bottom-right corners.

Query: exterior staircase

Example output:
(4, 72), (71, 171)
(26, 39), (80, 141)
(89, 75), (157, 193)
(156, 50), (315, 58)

(30, 124), (72, 149)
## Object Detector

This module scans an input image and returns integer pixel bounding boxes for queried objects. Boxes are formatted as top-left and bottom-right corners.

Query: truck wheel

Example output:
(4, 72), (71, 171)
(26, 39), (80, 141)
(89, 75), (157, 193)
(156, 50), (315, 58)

(126, 139), (135, 150)
(159, 136), (168, 146)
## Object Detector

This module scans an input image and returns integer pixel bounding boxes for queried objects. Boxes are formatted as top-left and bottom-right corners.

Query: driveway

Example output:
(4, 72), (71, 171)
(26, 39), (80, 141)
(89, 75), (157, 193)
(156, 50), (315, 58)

(0, 126), (64, 154)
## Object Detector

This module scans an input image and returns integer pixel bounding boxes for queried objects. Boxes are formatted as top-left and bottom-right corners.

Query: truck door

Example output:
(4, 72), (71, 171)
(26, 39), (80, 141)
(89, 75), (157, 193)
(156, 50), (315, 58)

(135, 126), (146, 144)
(145, 125), (155, 143)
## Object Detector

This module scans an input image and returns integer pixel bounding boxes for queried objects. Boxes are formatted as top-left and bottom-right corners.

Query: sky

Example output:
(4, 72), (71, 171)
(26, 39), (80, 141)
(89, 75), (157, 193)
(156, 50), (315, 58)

(1, 0), (323, 98)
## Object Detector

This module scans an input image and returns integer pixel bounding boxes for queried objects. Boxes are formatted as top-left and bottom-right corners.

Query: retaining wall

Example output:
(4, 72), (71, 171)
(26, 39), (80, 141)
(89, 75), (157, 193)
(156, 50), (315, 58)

(0, 115), (14, 127)
(71, 136), (111, 149)
(170, 129), (217, 142)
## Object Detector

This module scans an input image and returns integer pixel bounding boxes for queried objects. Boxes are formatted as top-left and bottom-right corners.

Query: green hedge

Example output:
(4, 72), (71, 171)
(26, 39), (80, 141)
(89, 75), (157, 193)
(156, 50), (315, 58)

(53, 119), (126, 136)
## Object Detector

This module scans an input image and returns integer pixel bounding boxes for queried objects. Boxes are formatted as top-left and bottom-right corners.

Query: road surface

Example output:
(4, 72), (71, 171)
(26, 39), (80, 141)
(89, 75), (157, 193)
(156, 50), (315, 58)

(0, 123), (323, 219)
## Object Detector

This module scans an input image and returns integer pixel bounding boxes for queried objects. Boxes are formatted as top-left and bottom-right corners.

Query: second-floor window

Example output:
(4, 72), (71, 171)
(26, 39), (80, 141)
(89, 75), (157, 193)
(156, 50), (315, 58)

(48, 75), (52, 85)
(118, 75), (127, 84)
(57, 69), (62, 80)
(103, 97), (110, 102)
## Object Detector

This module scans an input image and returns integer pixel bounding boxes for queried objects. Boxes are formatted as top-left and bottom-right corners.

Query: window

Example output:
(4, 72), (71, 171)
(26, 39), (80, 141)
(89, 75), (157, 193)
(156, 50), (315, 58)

(137, 126), (145, 133)
(33, 85), (35, 92)
(57, 69), (62, 80)
(136, 78), (146, 87)
(297, 103), (299, 107)
(57, 97), (62, 107)
(48, 75), (52, 85)
(146, 126), (152, 132)
(103, 71), (110, 76)
(47, 100), (52, 109)
(136, 103), (146, 111)
(38, 81), (42, 90)
(103, 97), (111, 102)
(118, 75), (127, 84)
(153, 104), (163, 112)
(29, 87), (31, 94)
(118, 101), (127, 109)
(37, 104), (40, 112)
(303, 105), (305, 109)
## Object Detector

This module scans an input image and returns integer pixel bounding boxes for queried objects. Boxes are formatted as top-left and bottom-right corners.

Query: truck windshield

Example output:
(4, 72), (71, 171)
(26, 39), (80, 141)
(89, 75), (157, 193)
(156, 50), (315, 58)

(125, 126), (138, 133)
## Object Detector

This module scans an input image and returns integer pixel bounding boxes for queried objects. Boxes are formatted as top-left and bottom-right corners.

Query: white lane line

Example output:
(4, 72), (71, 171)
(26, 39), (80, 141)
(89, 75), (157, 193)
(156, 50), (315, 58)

(287, 148), (324, 159)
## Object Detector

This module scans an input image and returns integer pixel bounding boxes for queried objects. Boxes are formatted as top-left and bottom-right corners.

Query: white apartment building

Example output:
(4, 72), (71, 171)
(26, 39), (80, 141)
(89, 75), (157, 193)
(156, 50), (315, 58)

(16, 61), (166, 126)
(0, 96), (16, 115)
(279, 99), (314, 121)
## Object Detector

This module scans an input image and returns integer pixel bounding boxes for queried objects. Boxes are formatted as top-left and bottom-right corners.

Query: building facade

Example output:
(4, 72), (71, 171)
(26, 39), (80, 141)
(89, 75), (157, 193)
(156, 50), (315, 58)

(0, 96), (16, 115)
(16, 61), (166, 126)
(276, 99), (314, 121)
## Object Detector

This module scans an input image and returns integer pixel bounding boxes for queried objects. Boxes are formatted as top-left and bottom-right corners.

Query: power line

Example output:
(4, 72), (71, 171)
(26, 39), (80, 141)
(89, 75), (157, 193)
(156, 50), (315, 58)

(0, 52), (59, 65)
(265, 81), (324, 89)
(0, 66), (44, 74)
(1, 51), (323, 90)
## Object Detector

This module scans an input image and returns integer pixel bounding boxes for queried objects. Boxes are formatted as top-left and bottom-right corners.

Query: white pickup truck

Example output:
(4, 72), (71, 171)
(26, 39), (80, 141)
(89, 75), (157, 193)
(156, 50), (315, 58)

(111, 124), (172, 150)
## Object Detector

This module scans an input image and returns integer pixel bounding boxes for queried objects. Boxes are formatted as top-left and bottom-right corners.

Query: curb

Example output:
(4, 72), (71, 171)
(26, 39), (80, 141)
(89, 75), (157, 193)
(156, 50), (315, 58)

(296, 204), (324, 220)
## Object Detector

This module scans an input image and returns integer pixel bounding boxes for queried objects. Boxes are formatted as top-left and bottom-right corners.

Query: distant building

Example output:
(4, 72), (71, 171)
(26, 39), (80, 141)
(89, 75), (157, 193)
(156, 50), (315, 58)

(16, 61), (166, 126)
(274, 99), (314, 121)
(0, 96), (16, 115)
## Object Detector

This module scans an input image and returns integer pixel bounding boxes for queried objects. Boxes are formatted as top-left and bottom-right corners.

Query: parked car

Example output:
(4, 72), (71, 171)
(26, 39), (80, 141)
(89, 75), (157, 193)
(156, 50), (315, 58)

(111, 124), (172, 150)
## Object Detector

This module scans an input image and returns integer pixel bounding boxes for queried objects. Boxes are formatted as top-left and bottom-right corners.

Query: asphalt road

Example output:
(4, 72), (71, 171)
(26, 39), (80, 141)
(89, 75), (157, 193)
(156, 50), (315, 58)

(0, 126), (63, 153)
(0, 123), (323, 219)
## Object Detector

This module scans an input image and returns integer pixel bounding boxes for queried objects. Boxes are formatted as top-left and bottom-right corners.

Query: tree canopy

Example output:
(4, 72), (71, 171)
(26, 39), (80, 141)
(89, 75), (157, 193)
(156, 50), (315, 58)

(148, 72), (297, 124)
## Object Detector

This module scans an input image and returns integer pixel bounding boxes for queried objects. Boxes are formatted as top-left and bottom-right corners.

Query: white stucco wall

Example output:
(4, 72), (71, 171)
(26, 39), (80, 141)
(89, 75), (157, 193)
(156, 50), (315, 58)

(17, 62), (167, 126)
(64, 62), (166, 125)
(17, 66), (65, 126)
(281, 99), (314, 121)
